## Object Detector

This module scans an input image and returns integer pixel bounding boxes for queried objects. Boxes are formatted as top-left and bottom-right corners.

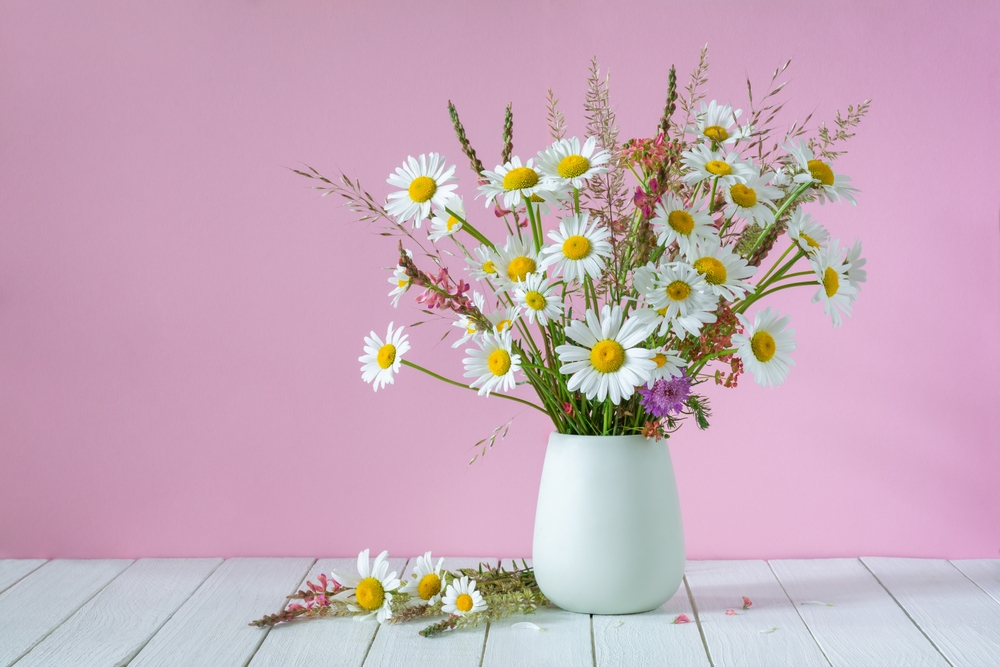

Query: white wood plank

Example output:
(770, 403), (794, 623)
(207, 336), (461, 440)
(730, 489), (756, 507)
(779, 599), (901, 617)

(863, 557), (1000, 666)
(480, 557), (592, 667)
(683, 560), (829, 667)
(770, 558), (950, 667)
(363, 557), (493, 667)
(0, 559), (132, 667)
(248, 557), (407, 667)
(128, 557), (313, 667)
(593, 577), (710, 667)
(0, 560), (46, 594)
(951, 559), (1000, 607)
(14, 558), (221, 667)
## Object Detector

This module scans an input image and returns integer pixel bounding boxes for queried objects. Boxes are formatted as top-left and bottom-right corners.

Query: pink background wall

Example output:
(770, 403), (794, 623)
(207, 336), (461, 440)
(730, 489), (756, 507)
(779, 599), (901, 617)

(2, 1), (998, 560)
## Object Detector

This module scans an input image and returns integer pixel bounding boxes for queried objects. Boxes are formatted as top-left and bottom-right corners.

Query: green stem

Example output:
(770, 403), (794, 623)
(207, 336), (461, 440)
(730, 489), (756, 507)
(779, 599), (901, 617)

(447, 207), (494, 250)
(401, 360), (547, 414)
(743, 181), (811, 258)
(688, 348), (736, 377)
(708, 177), (719, 213)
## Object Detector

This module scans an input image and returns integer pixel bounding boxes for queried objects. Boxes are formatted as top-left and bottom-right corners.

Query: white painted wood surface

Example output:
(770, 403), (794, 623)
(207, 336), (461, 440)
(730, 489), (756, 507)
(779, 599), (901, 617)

(952, 559), (1000, 606)
(128, 557), (313, 667)
(0, 558), (132, 667)
(14, 558), (221, 667)
(248, 557), (408, 667)
(0, 559), (46, 594)
(685, 560), (830, 667)
(863, 557), (1000, 666)
(364, 557), (493, 667)
(770, 558), (951, 667)
(592, 577), (710, 667)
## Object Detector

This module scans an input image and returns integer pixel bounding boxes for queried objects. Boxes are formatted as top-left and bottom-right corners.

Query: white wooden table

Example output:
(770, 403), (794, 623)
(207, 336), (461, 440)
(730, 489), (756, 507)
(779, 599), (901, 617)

(1, 557), (998, 666)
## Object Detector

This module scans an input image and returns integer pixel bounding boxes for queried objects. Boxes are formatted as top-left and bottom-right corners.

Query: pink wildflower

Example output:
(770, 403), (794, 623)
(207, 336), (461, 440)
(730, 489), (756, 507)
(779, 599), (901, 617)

(742, 596), (753, 610)
(671, 614), (691, 624)
(726, 609), (737, 615)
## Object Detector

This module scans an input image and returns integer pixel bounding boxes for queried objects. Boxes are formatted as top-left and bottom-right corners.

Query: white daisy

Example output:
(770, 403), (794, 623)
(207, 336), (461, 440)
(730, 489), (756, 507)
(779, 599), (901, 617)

(399, 552), (446, 606)
(539, 212), (613, 283)
(386, 154), (458, 226)
(479, 157), (547, 209)
(464, 330), (522, 396)
(331, 549), (402, 623)
(527, 183), (573, 216)
(689, 240), (757, 301)
(493, 234), (541, 287)
(809, 239), (857, 328)
(387, 264), (410, 308)
(650, 194), (717, 259)
(536, 136), (612, 188)
(786, 208), (830, 254)
(359, 323), (410, 391)
(722, 170), (783, 227)
(638, 262), (718, 337)
(783, 140), (859, 205)
(451, 292), (518, 348)
(441, 576), (486, 616)
(690, 100), (752, 145)
(513, 273), (563, 326)
(844, 238), (867, 292)
(680, 144), (755, 188)
(732, 307), (796, 389)
(646, 346), (685, 387)
(450, 293), (488, 349)
(555, 305), (656, 405)
(427, 195), (464, 242)
(465, 244), (500, 282)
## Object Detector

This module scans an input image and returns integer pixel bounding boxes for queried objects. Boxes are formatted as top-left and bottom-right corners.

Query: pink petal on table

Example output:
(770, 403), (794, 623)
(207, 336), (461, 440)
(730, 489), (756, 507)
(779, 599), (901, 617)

(671, 614), (691, 624)
(742, 596), (753, 610)
(725, 609), (737, 615)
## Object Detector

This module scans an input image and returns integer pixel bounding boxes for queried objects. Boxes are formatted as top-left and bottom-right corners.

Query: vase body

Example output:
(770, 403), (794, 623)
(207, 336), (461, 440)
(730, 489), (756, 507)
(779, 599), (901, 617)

(532, 432), (685, 614)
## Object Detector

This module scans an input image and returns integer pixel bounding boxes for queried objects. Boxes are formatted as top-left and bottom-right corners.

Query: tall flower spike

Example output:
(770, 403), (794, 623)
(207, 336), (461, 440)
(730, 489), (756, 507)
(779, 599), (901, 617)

(448, 100), (485, 178)
(657, 66), (678, 139)
(501, 103), (513, 166)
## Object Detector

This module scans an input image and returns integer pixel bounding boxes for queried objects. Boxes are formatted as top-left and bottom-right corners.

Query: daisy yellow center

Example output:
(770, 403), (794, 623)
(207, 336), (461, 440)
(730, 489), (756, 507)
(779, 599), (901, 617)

(408, 176), (437, 203)
(507, 256), (536, 281)
(656, 307), (668, 316)
(488, 349), (512, 376)
(377, 344), (396, 369)
(823, 267), (839, 297)
(558, 154), (591, 179)
(456, 593), (474, 612)
(397, 279), (408, 288)
(562, 235), (591, 260)
(693, 257), (727, 285)
(705, 160), (732, 176)
(525, 291), (546, 311)
(418, 573), (442, 600)
(703, 125), (729, 142)
(807, 160), (835, 186)
(590, 340), (626, 374)
(482, 260), (496, 274)
(653, 353), (667, 368)
(466, 327), (476, 334)
(668, 210), (695, 235)
(495, 319), (512, 332)
(800, 233), (821, 248)
(446, 216), (459, 231)
(666, 280), (691, 301)
(750, 331), (776, 362)
(730, 183), (757, 208)
(529, 193), (545, 202)
(503, 167), (539, 191)
(356, 577), (385, 611)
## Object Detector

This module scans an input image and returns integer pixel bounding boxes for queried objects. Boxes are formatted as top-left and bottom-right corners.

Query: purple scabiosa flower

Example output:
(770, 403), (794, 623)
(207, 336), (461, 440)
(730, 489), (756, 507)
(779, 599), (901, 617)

(638, 373), (692, 418)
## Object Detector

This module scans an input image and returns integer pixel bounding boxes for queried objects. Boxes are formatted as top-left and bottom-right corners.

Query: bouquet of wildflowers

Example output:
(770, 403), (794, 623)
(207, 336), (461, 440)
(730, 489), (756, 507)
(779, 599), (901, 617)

(298, 51), (869, 447)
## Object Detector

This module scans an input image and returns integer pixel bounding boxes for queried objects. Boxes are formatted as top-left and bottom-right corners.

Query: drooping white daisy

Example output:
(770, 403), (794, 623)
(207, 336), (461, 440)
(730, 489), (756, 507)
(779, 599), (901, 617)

(493, 234), (541, 287)
(690, 100), (752, 145)
(386, 154), (458, 226)
(783, 140), (859, 205)
(786, 208), (830, 254)
(650, 194), (717, 259)
(513, 272), (563, 326)
(732, 307), (796, 389)
(331, 549), (402, 623)
(638, 263), (719, 337)
(844, 238), (867, 293)
(359, 323), (410, 391)
(441, 576), (486, 616)
(555, 305), (656, 405)
(527, 183), (573, 216)
(722, 170), (783, 227)
(536, 136), (612, 188)
(450, 293), (488, 349)
(464, 330), (522, 396)
(539, 212), (613, 283)
(399, 552), (446, 606)
(465, 244), (500, 282)
(680, 144), (755, 188)
(646, 346), (685, 387)
(809, 240), (857, 328)
(689, 240), (757, 301)
(387, 264), (410, 308)
(427, 195), (465, 242)
(478, 157), (547, 209)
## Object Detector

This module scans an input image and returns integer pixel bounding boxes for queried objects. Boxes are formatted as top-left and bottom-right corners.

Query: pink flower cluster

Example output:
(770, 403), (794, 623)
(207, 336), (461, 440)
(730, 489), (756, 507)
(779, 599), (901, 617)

(286, 573), (341, 613)
(414, 266), (472, 312)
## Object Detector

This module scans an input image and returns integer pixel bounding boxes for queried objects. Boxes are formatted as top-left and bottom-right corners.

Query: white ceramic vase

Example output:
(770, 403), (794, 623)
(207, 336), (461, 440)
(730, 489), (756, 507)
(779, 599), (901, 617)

(532, 432), (685, 614)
